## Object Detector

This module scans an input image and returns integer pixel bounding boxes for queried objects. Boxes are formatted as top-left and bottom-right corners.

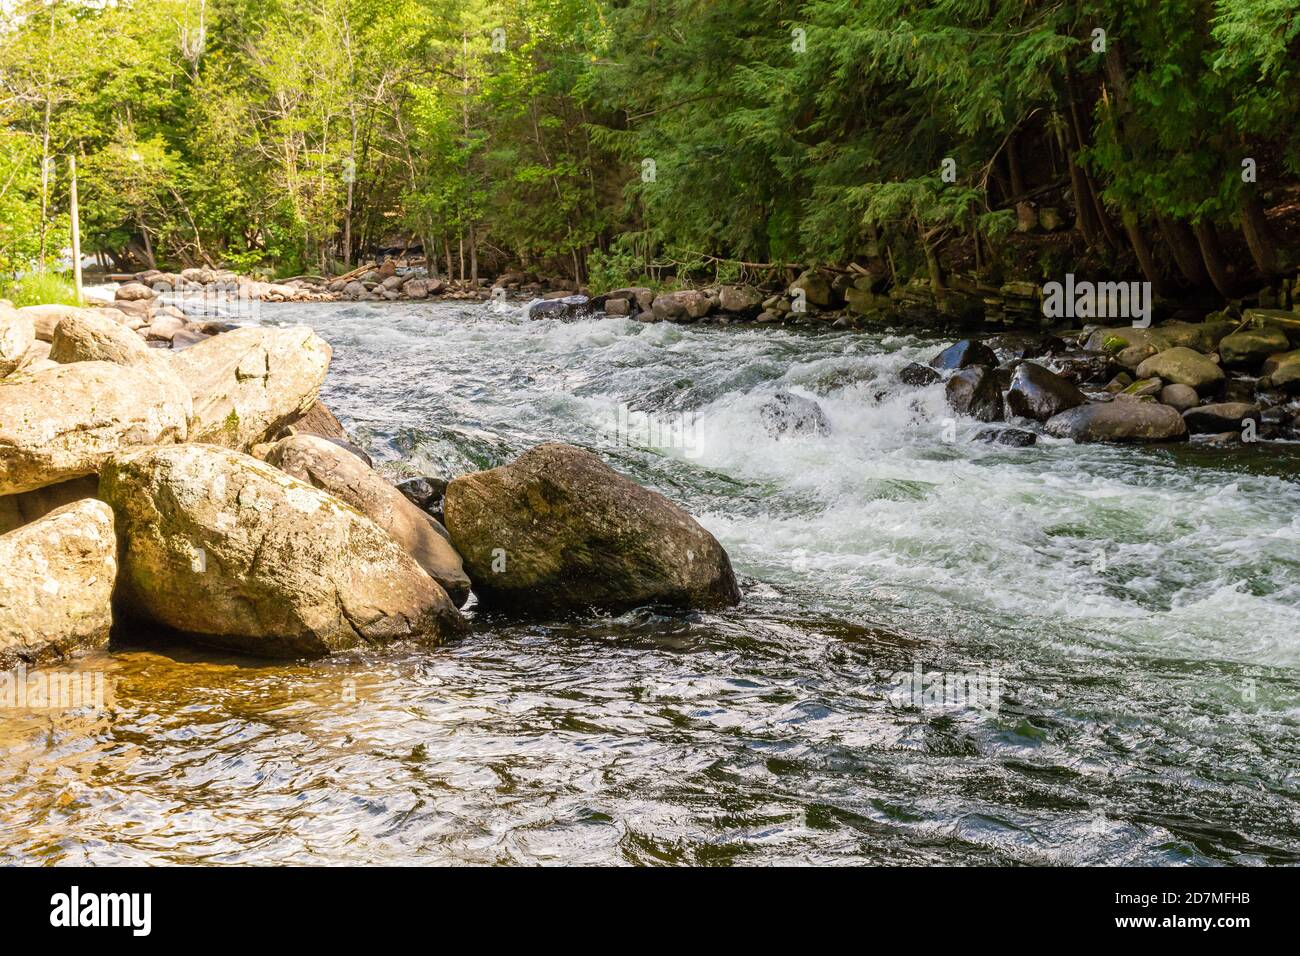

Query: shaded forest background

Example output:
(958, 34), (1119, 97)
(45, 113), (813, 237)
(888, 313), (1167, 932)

(2, 0), (1299, 297)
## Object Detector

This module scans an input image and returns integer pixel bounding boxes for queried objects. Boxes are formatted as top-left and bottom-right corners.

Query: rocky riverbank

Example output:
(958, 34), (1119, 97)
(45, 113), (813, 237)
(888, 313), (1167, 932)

(0, 297), (740, 669)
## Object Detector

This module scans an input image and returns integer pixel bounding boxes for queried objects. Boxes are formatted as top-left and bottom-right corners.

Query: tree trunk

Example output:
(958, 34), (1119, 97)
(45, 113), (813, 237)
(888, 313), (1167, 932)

(1121, 211), (1167, 297)
(1238, 192), (1279, 276)
(137, 214), (157, 269)
(469, 223), (478, 284)
(1192, 220), (1234, 298)
(1158, 216), (1209, 287)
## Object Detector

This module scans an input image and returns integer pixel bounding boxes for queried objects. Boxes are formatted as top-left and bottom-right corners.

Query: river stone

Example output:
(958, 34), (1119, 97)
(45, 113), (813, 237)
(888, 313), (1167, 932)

(789, 270), (837, 308)
(1115, 343), (1157, 369)
(396, 476), (448, 514)
(1122, 376), (1162, 398)
(260, 435), (470, 606)
(1183, 403), (1261, 434)
(760, 391), (831, 437)
(443, 442), (741, 613)
(175, 325), (331, 451)
(48, 309), (156, 367)
(1135, 347), (1225, 393)
(945, 366), (1004, 422)
(0, 499), (116, 667)
(1242, 308), (1300, 346)
(1006, 362), (1086, 421)
(898, 362), (941, 387)
(1260, 350), (1300, 391)
(1159, 383), (1199, 412)
(929, 339), (998, 371)
(0, 361), (190, 496)
(1158, 320), (1235, 353)
(1219, 326), (1290, 369)
(100, 444), (466, 658)
(651, 290), (712, 322)
(717, 284), (763, 314)
(1045, 402), (1189, 443)
(0, 303), (34, 378)
(528, 295), (600, 321)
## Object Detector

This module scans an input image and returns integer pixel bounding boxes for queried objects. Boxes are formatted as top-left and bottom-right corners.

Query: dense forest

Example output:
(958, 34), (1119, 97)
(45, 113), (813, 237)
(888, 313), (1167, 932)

(2, 0), (1298, 296)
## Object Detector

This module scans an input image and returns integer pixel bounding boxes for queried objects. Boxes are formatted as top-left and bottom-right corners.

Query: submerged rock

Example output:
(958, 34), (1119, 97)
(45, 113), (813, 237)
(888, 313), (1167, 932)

(260, 435), (470, 606)
(973, 427), (1037, 447)
(100, 444), (466, 658)
(898, 362), (942, 387)
(0, 361), (190, 496)
(443, 442), (741, 613)
(1005, 362), (1086, 421)
(945, 366), (1004, 422)
(527, 295), (600, 321)
(929, 339), (998, 371)
(759, 391), (831, 437)
(0, 499), (116, 667)
(175, 325), (331, 451)
(1045, 402), (1189, 443)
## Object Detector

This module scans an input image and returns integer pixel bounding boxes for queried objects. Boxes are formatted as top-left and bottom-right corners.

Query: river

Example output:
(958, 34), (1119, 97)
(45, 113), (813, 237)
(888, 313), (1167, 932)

(2, 298), (1298, 865)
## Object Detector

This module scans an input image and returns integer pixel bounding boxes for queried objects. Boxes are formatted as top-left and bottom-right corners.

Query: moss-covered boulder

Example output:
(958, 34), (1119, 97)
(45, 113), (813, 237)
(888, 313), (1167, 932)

(1219, 325), (1291, 370)
(1135, 347), (1225, 393)
(175, 325), (331, 451)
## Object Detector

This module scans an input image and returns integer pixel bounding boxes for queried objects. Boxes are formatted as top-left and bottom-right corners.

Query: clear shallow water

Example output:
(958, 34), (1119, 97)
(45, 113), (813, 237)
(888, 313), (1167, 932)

(3, 300), (1298, 865)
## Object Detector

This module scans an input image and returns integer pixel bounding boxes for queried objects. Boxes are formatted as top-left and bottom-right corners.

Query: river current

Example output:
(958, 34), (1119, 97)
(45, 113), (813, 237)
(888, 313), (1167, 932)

(3, 299), (1298, 865)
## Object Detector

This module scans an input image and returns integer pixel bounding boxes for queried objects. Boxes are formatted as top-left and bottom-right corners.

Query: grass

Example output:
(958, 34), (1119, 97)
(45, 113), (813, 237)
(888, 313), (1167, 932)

(1, 271), (80, 307)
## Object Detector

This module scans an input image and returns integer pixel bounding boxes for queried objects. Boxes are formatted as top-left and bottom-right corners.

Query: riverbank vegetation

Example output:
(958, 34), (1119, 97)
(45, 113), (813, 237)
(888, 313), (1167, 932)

(2, 0), (1298, 296)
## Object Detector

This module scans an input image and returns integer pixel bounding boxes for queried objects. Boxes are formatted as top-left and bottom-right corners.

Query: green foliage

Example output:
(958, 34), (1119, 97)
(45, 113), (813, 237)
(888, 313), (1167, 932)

(2, 271), (79, 306)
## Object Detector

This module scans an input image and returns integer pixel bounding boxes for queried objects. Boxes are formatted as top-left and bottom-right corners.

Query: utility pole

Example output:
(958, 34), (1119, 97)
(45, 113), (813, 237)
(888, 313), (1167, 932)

(69, 153), (83, 305)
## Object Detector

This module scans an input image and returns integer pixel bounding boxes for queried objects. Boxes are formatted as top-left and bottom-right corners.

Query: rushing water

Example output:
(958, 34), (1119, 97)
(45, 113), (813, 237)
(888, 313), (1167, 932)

(3, 299), (1299, 865)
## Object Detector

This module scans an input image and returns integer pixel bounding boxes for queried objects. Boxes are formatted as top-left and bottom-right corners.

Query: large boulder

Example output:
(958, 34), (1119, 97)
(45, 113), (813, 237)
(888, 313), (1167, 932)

(898, 362), (941, 387)
(443, 443), (741, 613)
(175, 325), (331, 451)
(945, 366), (1004, 421)
(0, 499), (116, 667)
(929, 339), (998, 371)
(48, 309), (157, 367)
(0, 361), (190, 496)
(1045, 402), (1189, 443)
(0, 303), (34, 378)
(1006, 362), (1086, 421)
(759, 391), (830, 437)
(650, 290), (712, 322)
(99, 444), (466, 658)
(1135, 347), (1225, 393)
(1218, 325), (1290, 370)
(259, 434), (470, 606)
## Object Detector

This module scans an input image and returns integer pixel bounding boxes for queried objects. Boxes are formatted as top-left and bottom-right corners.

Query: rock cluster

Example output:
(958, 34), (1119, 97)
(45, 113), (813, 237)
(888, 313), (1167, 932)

(2, 295), (742, 666)
(916, 308), (1300, 445)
